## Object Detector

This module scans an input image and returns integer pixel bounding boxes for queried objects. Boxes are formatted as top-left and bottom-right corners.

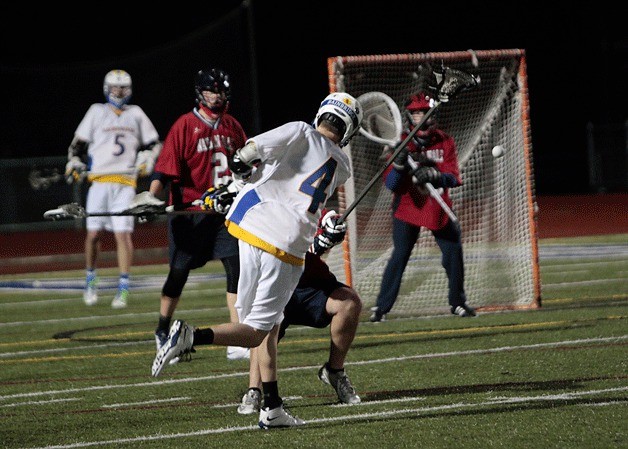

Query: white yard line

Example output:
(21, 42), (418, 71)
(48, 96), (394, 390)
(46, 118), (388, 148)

(22, 386), (628, 449)
(2, 335), (626, 401)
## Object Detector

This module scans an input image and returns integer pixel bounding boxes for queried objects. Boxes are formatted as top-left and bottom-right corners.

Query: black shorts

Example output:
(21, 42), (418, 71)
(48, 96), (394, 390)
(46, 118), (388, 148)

(278, 253), (347, 340)
(168, 213), (238, 270)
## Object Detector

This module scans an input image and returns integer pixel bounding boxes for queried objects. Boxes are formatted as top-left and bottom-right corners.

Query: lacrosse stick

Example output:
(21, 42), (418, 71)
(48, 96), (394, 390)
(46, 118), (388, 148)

(356, 91), (457, 224)
(340, 67), (478, 223)
(43, 200), (203, 221)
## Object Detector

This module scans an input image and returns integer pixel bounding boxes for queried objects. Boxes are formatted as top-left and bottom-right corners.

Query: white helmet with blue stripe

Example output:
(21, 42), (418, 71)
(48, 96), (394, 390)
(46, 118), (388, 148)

(315, 92), (363, 147)
(103, 70), (132, 108)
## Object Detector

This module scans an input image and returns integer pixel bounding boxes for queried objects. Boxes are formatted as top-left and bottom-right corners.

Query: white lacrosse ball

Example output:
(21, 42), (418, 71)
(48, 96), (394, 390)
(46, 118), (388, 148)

(492, 145), (505, 158)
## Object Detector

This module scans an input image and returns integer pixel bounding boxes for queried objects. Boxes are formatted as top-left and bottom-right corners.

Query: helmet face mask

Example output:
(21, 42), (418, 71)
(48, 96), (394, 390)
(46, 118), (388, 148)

(314, 92), (363, 147)
(195, 68), (231, 113)
(103, 70), (132, 108)
(405, 92), (436, 137)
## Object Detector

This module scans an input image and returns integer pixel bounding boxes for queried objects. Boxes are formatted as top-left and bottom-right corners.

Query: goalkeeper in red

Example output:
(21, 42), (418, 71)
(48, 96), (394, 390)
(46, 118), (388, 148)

(370, 91), (475, 322)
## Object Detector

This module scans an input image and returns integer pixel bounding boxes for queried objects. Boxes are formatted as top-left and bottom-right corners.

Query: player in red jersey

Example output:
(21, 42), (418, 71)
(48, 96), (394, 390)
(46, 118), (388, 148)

(370, 91), (475, 322)
(143, 68), (249, 360)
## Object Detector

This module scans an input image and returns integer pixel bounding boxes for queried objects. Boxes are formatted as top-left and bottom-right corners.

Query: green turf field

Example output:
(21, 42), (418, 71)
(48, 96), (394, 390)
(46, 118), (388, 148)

(1, 234), (626, 449)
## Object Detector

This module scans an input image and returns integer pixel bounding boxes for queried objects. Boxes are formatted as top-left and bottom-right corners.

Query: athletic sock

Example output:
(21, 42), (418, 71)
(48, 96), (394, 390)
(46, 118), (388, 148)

(193, 328), (214, 345)
(262, 381), (282, 410)
(327, 362), (344, 374)
(157, 316), (171, 335)
(86, 269), (96, 286)
(118, 273), (129, 292)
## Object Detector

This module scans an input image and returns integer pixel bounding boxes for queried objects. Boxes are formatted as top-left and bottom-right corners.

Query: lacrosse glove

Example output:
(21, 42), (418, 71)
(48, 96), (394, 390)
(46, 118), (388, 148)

(65, 156), (87, 183)
(411, 152), (437, 167)
(309, 210), (347, 255)
(201, 184), (237, 214)
(411, 166), (442, 187)
(135, 151), (156, 177)
(129, 191), (165, 209)
(392, 147), (410, 173)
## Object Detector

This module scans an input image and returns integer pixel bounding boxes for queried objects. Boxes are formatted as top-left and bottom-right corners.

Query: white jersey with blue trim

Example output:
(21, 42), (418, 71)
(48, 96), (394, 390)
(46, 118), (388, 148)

(226, 121), (351, 261)
(75, 103), (159, 177)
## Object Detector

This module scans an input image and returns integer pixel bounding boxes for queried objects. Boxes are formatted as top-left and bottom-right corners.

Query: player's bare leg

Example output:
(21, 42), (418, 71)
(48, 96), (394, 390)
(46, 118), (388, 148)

(84, 230), (101, 271)
(318, 286), (362, 404)
(227, 292), (238, 322)
(111, 231), (132, 308)
(83, 230), (101, 306)
(210, 322), (268, 348)
(226, 292), (250, 360)
(114, 231), (133, 275)
(238, 346), (262, 414)
(255, 326), (279, 383)
(160, 295), (180, 318)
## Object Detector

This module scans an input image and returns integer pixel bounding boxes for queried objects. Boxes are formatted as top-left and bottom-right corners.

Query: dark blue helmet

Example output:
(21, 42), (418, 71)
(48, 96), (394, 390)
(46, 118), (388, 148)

(195, 68), (231, 112)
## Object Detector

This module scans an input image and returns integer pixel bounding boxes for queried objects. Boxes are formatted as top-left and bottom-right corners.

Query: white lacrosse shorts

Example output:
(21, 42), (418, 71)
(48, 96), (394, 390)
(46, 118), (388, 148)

(236, 241), (304, 332)
(85, 181), (135, 233)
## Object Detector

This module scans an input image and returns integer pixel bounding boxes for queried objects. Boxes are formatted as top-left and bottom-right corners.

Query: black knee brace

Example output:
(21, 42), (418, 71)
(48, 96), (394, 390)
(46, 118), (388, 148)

(162, 267), (190, 298)
(221, 254), (240, 294)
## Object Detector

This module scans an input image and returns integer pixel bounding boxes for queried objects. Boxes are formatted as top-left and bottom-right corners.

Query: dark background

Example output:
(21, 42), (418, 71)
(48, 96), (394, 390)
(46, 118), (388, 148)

(1, 1), (625, 195)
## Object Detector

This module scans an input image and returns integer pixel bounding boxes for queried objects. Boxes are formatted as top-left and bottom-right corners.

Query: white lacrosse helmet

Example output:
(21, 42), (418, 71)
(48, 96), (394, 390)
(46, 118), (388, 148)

(103, 70), (132, 108)
(314, 92), (363, 147)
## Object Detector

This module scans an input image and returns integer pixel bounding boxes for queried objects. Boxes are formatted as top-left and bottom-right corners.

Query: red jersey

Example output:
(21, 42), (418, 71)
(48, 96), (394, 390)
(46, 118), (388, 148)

(383, 128), (461, 230)
(155, 108), (247, 206)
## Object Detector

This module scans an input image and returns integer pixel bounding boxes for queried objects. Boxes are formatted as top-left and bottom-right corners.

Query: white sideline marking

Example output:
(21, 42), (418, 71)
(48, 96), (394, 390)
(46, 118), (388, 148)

(23, 387), (628, 449)
(330, 396), (426, 408)
(0, 397), (80, 408)
(0, 306), (222, 328)
(0, 340), (153, 358)
(101, 397), (191, 408)
(0, 288), (225, 309)
(1, 335), (626, 401)
(543, 278), (628, 288)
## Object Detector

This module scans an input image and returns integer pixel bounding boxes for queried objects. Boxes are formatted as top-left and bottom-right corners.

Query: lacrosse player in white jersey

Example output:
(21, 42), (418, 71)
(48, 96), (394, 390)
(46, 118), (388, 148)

(152, 92), (363, 428)
(65, 70), (161, 309)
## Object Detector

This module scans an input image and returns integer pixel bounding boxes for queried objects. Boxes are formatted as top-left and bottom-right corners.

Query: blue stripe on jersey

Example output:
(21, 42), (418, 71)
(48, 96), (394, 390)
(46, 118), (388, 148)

(229, 189), (261, 224)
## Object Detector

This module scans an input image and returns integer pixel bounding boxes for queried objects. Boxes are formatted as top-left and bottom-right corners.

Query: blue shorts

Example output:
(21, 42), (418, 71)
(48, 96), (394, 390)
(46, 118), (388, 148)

(168, 213), (238, 270)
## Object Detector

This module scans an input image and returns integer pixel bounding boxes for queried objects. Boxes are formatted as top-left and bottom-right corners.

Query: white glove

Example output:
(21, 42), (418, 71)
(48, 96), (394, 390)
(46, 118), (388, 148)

(135, 151), (156, 177)
(320, 209), (347, 238)
(65, 157), (87, 184)
(129, 191), (165, 209)
(309, 210), (347, 255)
(65, 156), (87, 176)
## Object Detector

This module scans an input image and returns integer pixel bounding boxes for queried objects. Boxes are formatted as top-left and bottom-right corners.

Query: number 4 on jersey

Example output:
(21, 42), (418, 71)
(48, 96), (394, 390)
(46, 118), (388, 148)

(299, 158), (337, 214)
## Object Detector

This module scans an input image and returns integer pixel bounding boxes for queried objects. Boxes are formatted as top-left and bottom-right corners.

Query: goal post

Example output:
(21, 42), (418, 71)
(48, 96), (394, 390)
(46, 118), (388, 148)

(324, 49), (541, 316)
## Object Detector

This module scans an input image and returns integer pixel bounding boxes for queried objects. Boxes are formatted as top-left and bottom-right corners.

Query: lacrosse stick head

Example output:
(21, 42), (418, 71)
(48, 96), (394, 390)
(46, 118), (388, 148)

(43, 203), (86, 220)
(357, 91), (403, 146)
(428, 66), (480, 102)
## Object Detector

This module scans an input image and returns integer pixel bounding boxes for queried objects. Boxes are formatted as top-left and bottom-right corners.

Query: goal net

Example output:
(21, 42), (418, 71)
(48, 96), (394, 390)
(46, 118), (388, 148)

(324, 49), (541, 317)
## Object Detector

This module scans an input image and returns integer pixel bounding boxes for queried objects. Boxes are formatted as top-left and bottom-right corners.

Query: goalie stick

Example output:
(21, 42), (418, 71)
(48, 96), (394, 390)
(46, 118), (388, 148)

(43, 200), (203, 221)
(339, 66), (478, 224)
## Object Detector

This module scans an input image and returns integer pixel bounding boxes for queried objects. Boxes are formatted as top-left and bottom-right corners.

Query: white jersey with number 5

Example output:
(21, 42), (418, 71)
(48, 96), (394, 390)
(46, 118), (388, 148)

(226, 121), (351, 264)
(75, 103), (159, 184)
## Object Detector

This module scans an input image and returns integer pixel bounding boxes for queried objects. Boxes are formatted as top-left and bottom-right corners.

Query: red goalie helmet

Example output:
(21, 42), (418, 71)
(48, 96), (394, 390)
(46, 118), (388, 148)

(405, 92), (434, 112)
(405, 92), (437, 138)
